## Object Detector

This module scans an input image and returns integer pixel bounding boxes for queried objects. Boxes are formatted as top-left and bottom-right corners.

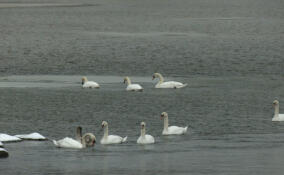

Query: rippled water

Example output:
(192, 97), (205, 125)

(0, 0), (284, 174)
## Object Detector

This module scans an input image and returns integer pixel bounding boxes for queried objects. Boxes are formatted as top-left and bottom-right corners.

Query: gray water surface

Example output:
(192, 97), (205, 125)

(0, 75), (283, 174)
(0, 0), (284, 174)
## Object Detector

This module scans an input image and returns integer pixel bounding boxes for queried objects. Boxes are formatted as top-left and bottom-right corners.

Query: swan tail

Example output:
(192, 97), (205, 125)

(122, 136), (128, 143)
(180, 83), (188, 88)
(184, 126), (188, 133)
(52, 140), (59, 147)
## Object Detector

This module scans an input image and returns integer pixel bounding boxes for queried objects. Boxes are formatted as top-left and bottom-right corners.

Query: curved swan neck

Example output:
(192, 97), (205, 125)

(163, 117), (168, 130)
(156, 73), (164, 84)
(141, 127), (146, 137)
(274, 104), (279, 117)
(81, 136), (87, 147)
(125, 77), (131, 85)
(103, 125), (109, 138)
(76, 127), (83, 141)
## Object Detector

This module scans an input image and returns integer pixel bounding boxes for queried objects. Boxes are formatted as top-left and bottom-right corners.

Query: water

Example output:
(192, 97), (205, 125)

(0, 0), (284, 174)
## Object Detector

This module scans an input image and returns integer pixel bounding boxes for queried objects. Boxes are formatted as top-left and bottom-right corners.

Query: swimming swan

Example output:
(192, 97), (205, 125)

(0, 148), (9, 158)
(152, 73), (187, 88)
(0, 133), (22, 142)
(272, 100), (284, 121)
(100, 121), (127, 144)
(82, 76), (100, 88)
(0, 141), (3, 147)
(14, 132), (46, 140)
(160, 112), (188, 135)
(137, 122), (155, 144)
(53, 126), (96, 149)
(123, 77), (143, 92)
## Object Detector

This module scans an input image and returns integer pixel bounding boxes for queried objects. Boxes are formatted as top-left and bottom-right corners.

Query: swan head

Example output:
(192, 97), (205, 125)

(273, 100), (279, 107)
(152, 73), (158, 80)
(160, 112), (168, 119)
(101, 121), (108, 128)
(141, 122), (146, 129)
(82, 77), (88, 85)
(82, 133), (96, 147)
(123, 77), (128, 84)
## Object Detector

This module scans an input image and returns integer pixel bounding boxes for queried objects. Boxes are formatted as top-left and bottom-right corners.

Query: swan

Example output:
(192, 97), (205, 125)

(137, 122), (155, 144)
(0, 133), (22, 142)
(160, 112), (188, 135)
(123, 77), (143, 92)
(0, 148), (9, 158)
(272, 100), (284, 121)
(152, 73), (187, 89)
(0, 141), (3, 147)
(53, 126), (96, 149)
(81, 76), (100, 88)
(100, 121), (127, 144)
(14, 132), (46, 140)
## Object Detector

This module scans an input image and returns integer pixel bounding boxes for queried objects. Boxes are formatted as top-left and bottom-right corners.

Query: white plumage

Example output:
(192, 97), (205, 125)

(272, 100), (284, 121)
(82, 76), (100, 88)
(137, 122), (155, 144)
(160, 112), (188, 135)
(14, 132), (46, 140)
(100, 121), (127, 144)
(152, 73), (187, 89)
(124, 77), (143, 92)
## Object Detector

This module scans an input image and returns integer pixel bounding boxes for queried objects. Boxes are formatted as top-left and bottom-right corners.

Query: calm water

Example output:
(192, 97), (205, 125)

(0, 0), (284, 174)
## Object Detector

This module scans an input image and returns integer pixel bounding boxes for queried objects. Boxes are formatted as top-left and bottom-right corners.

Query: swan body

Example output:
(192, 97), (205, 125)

(152, 73), (187, 89)
(124, 77), (143, 92)
(0, 133), (22, 142)
(82, 76), (100, 88)
(53, 137), (83, 149)
(14, 132), (46, 140)
(272, 100), (284, 121)
(0, 141), (3, 147)
(160, 112), (188, 135)
(100, 121), (127, 144)
(137, 122), (155, 144)
(53, 126), (96, 149)
(0, 148), (9, 158)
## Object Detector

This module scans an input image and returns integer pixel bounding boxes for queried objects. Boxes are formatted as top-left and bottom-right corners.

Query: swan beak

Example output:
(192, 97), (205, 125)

(152, 76), (155, 80)
(101, 125), (104, 128)
(160, 115), (163, 120)
(123, 79), (126, 84)
(81, 81), (84, 85)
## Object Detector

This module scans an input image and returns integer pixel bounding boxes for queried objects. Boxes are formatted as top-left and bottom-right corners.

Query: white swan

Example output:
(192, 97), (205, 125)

(53, 126), (96, 149)
(0, 133), (22, 142)
(82, 76), (100, 88)
(272, 100), (284, 121)
(152, 73), (187, 89)
(137, 122), (155, 144)
(0, 148), (9, 158)
(14, 132), (46, 140)
(100, 121), (127, 144)
(123, 77), (143, 92)
(160, 112), (188, 135)
(0, 141), (3, 147)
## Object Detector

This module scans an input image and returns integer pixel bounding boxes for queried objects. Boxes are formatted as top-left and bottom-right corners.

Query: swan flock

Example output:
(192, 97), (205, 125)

(81, 73), (187, 90)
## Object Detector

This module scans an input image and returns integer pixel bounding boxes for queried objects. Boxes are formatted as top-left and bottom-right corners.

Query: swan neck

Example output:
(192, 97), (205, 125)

(164, 117), (168, 130)
(126, 77), (131, 85)
(274, 104), (279, 117)
(81, 136), (86, 147)
(76, 127), (82, 141)
(157, 74), (164, 84)
(103, 126), (108, 138)
(141, 128), (146, 138)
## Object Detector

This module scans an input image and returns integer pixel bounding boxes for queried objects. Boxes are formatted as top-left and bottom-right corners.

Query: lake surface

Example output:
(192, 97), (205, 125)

(0, 0), (284, 174)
